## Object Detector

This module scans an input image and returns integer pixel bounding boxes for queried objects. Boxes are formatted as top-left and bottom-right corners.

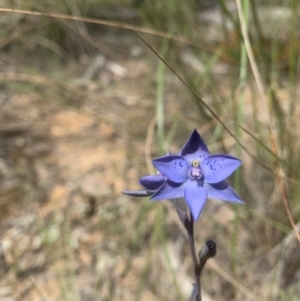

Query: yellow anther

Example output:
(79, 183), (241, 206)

(192, 160), (199, 167)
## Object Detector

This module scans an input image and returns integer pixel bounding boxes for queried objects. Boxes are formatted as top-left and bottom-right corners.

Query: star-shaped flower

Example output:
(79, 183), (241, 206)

(151, 130), (243, 220)
(123, 129), (243, 221)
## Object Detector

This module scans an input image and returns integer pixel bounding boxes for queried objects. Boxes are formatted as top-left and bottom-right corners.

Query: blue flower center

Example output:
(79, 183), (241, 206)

(188, 160), (203, 180)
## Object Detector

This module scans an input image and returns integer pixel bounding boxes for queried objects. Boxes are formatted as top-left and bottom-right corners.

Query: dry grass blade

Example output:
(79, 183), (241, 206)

(2, 6), (295, 187)
(145, 115), (156, 175)
(0, 7), (233, 62)
(207, 259), (265, 301)
(166, 204), (260, 299)
(236, 0), (300, 242)
(272, 143), (300, 241)
(136, 32), (300, 190)
(0, 21), (42, 49)
(58, 18), (116, 59)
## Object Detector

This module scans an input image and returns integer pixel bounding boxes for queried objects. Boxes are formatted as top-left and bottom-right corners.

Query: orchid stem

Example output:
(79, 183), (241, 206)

(187, 212), (217, 301)
(187, 212), (201, 301)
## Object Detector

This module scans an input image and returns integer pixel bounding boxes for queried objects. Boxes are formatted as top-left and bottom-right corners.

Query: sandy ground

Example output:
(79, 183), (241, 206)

(0, 32), (198, 301)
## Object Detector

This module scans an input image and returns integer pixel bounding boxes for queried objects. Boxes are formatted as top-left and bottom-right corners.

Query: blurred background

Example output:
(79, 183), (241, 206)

(0, 0), (300, 300)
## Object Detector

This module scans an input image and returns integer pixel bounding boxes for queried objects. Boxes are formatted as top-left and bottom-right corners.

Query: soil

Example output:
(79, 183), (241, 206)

(0, 30), (202, 301)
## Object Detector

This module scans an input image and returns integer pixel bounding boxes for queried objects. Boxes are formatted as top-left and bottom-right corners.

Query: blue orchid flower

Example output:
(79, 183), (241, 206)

(123, 129), (243, 221)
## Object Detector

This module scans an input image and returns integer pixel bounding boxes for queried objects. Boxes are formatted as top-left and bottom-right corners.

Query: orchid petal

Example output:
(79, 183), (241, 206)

(122, 190), (154, 197)
(150, 181), (185, 201)
(205, 181), (244, 203)
(152, 155), (189, 183)
(139, 175), (165, 191)
(179, 129), (210, 162)
(184, 180), (207, 221)
(201, 155), (241, 184)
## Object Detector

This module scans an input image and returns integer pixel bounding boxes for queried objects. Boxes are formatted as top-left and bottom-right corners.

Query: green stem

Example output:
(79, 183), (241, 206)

(233, 0), (250, 294)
